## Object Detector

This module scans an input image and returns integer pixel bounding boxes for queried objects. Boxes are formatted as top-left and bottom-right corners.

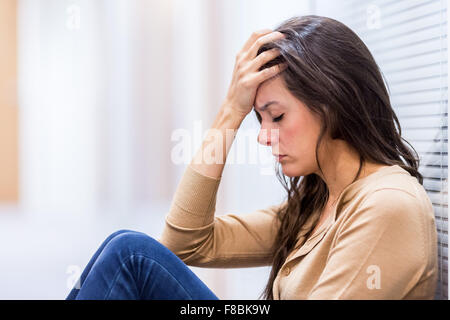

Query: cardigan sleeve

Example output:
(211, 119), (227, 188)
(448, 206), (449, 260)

(307, 188), (437, 299)
(157, 164), (286, 268)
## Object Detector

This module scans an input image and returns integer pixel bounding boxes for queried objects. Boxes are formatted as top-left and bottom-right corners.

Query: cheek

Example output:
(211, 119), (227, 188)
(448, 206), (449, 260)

(282, 120), (303, 147)
(282, 121), (318, 154)
(281, 129), (296, 147)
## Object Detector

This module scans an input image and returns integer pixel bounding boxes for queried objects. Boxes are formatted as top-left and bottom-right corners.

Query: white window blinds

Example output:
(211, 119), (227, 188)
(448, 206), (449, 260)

(315, 0), (448, 299)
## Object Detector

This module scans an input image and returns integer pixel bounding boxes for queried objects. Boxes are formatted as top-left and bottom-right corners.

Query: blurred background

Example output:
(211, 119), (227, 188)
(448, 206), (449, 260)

(0, 0), (447, 299)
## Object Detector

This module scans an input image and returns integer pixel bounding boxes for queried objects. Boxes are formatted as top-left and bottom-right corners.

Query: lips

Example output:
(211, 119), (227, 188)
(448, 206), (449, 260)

(274, 154), (287, 162)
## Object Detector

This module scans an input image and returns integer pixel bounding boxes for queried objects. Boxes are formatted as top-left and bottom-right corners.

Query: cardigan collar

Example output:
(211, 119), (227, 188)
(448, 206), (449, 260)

(288, 164), (410, 263)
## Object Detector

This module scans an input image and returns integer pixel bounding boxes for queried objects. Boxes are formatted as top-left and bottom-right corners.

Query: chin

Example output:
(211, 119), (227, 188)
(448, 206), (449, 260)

(281, 161), (312, 178)
(280, 164), (301, 178)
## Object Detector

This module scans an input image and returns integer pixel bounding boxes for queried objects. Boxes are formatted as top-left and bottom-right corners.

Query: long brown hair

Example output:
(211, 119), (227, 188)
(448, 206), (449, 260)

(256, 15), (423, 300)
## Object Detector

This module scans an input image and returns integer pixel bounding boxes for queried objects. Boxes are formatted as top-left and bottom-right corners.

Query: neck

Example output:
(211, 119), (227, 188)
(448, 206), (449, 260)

(315, 139), (379, 203)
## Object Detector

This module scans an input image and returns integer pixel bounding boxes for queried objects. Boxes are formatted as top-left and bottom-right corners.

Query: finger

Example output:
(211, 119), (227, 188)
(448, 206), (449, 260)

(246, 31), (285, 60)
(241, 29), (273, 53)
(248, 63), (288, 86)
(248, 48), (281, 72)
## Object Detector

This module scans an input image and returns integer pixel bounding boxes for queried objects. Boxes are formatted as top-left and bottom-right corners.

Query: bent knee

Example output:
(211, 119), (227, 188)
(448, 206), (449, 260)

(104, 230), (164, 256)
(107, 229), (137, 240)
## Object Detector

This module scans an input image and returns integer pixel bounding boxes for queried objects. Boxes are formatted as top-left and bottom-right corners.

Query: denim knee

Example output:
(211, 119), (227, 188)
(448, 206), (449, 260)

(106, 229), (137, 241)
(102, 231), (165, 260)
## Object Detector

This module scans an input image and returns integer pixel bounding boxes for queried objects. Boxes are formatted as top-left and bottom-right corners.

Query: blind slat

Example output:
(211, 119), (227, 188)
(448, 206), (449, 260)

(342, 0), (446, 32)
(374, 34), (447, 64)
(391, 89), (447, 105)
(389, 73), (447, 93)
(396, 102), (445, 116)
(403, 127), (447, 140)
(381, 50), (447, 73)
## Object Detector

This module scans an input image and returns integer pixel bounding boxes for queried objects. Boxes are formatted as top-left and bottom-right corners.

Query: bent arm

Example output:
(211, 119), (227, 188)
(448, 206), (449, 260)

(158, 103), (284, 267)
(158, 160), (285, 268)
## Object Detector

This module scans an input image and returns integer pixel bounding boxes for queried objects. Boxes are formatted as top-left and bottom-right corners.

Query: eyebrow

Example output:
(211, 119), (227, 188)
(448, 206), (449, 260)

(255, 101), (279, 112)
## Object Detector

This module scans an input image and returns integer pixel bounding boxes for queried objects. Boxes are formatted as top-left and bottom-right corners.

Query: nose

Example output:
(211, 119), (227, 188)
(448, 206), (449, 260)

(257, 128), (279, 146)
(257, 128), (270, 146)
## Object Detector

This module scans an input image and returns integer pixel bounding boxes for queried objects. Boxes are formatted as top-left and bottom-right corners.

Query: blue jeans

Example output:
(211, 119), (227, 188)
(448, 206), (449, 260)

(66, 229), (219, 300)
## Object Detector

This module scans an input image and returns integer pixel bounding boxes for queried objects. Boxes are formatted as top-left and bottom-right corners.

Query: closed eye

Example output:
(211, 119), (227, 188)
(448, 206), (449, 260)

(273, 114), (284, 122)
(254, 110), (284, 124)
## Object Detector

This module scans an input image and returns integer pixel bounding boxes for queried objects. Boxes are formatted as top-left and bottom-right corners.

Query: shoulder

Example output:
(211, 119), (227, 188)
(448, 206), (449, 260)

(335, 186), (436, 269)
(359, 188), (421, 220)
(351, 165), (434, 223)
(340, 186), (435, 238)
(362, 187), (419, 209)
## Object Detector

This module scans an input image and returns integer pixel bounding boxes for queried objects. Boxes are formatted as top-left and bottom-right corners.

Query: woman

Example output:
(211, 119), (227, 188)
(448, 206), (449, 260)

(67, 15), (438, 300)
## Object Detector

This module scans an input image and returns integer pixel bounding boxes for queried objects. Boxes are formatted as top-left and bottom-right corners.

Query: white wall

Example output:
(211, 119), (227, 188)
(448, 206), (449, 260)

(4, 0), (177, 299)
(18, 0), (102, 217)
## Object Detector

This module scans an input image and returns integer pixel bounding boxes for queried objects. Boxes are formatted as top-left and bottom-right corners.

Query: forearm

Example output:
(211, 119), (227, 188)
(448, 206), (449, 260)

(189, 102), (246, 179)
(160, 103), (245, 258)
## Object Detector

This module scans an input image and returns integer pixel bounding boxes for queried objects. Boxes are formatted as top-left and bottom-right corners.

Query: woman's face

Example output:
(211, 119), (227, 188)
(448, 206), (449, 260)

(254, 76), (326, 177)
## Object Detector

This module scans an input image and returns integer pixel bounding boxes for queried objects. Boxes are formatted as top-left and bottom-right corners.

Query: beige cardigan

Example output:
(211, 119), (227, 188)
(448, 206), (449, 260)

(158, 164), (438, 299)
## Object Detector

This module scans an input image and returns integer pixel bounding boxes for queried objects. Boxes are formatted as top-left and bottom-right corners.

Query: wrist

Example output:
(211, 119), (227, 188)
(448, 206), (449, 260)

(220, 102), (248, 123)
